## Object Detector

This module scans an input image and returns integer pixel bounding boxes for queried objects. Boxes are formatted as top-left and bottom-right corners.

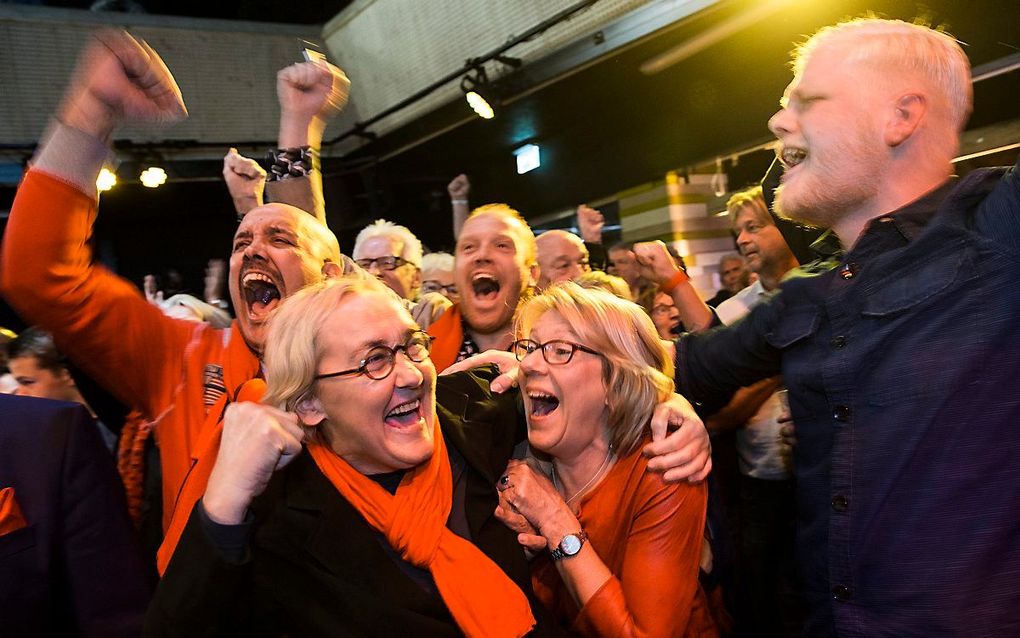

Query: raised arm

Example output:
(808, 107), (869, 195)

(265, 60), (350, 223)
(634, 241), (714, 333)
(448, 173), (471, 238)
(0, 30), (194, 416)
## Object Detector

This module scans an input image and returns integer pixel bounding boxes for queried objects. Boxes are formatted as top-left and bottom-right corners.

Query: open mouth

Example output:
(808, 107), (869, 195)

(385, 398), (422, 428)
(778, 146), (807, 170)
(471, 273), (501, 301)
(242, 271), (282, 320)
(527, 391), (560, 417)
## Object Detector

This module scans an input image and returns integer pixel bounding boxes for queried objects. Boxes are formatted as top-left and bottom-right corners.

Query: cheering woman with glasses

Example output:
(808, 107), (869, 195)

(497, 282), (717, 637)
(148, 276), (545, 637)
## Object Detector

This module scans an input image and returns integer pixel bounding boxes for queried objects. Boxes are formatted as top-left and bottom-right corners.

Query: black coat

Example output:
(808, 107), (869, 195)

(0, 395), (153, 637)
(146, 368), (557, 637)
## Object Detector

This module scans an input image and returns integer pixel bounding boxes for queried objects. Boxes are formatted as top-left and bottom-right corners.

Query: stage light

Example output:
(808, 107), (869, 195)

(96, 167), (117, 192)
(140, 166), (168, 188)
(461, 67), (497, 120)
(514, 144), (540, 174)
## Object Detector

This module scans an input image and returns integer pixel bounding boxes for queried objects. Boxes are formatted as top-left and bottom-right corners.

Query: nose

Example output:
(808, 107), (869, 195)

(366, 261), (383, 276)
(736, 229), (752, 249)
(518, 346), (547, 377)
(392, 349), (425, 388)
(768, 106), (794, 140)
(243, 236), (268, 262)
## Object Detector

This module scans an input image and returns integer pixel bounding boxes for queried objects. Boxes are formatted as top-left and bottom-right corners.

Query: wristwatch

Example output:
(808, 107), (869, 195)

(550, 530), (588, 561)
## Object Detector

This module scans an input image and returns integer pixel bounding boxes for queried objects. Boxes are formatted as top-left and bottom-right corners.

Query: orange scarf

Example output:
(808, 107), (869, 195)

(156, 377), (266, 574)
(427, 304), (464, 373)
(306, 418), (535, 638)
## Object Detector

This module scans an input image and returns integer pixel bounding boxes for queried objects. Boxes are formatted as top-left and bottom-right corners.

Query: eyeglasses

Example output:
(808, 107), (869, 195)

(422, 280), (458, 295)
(511, 339), (599, 365)
(355, 255), (416, 272)
(315, 331), (433, 381)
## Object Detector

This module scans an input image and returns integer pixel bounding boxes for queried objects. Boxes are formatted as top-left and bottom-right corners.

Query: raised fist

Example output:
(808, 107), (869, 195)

(59, 29), (187, 140)
(447, 174), (471, 201)
(222, 148), (266, 216)
(576, 205), (605, 244)
(277, 60), (350, 123)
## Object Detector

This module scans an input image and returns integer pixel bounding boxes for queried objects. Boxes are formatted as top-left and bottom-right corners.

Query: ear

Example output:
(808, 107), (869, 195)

(294, 394), (327, 427)
(321, 261), (343, 280)
(884, 93), (926, 147)
(527, 262), (540, 289)
(57, 368), (77, 389)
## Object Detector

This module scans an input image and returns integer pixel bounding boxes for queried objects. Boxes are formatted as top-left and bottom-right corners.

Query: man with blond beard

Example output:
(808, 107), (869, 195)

(674, 19), (1020, 636)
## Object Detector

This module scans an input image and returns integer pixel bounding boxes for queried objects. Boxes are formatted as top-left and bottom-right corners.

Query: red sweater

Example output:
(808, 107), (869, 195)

(0, 169), (261, 570)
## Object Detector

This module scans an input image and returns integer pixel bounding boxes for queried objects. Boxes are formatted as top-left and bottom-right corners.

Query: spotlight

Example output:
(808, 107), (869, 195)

(460, 67), (497, 120)
(140, 166), (168, 188)
(96, 167), (117, 192)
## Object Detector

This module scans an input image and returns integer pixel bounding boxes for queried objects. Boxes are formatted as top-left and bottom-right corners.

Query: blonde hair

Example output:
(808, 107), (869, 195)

(515, 282), (674, 456)
(574, 270), (633, 301)
(262, 276), (392, 410)
(794, 18), (972, 131)
(727, 185), (771, 227)
(353, 219), (424, 269)
(466, 203), (538, 266)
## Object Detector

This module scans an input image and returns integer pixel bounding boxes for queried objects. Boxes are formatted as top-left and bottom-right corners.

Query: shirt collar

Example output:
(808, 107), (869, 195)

(860, 178), (958, 243)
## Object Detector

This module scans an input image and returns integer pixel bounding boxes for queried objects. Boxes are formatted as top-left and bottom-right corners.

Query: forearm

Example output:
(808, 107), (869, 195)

(670, 281), (714, 333)
(452, 200), (470, 238)
(705, 376), (782, 434)
(0, 125), (189, 415)
(267, 112), (324, 221)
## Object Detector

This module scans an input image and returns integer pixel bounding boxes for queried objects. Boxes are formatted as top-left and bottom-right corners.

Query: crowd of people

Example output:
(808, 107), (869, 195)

(0, 15), (1018, 638)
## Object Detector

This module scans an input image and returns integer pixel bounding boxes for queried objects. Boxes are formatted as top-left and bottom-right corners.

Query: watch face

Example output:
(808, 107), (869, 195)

(561, 534), (582, 556)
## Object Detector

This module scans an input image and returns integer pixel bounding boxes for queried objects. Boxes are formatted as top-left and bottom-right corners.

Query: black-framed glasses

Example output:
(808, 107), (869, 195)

(315, 331), (433, 381)
(511, 339), (599, 365)
(355, 255), (415, 271)
(422, 280), (458, 295)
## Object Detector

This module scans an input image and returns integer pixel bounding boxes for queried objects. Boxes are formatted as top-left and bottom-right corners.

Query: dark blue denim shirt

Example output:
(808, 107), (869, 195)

(677, 156), (1020, 637)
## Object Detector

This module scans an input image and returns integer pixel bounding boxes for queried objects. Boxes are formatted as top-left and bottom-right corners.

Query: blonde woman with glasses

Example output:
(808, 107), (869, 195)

(495, 282), (717, 637)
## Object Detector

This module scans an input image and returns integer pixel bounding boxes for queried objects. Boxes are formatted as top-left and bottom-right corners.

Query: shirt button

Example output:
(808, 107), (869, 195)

(831, 494), (849, 512)
(830, 336), (847, 349)
(839, 263), (857, 279)
(832, 585), (852, 601)
(833, 405), (851, 422)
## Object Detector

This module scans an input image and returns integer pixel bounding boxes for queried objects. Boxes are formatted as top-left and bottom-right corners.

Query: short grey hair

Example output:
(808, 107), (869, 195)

(353, 219), (424, 269)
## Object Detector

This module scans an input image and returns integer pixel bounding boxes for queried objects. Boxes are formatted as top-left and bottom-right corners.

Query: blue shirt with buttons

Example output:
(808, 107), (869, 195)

(676, 156), (1020, 637)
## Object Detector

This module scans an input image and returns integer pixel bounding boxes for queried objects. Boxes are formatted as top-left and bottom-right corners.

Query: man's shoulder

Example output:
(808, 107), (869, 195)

(0, 395), (91, 442)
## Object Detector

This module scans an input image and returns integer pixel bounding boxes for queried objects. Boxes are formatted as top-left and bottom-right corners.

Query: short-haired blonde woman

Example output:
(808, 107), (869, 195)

(497, 282), (717, 637)
(148, 277), (541, 637)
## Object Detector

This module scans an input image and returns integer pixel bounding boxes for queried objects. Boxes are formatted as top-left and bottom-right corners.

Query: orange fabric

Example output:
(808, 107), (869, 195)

(116, 410), (153, 529)
(156, 378), (266, 575)
(306, 419), (535, 638)
(426, 304), (464, 373)
(0, 487), (28, 536)
(531, 437), (717, 638)
(0, 170), (261, 538)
